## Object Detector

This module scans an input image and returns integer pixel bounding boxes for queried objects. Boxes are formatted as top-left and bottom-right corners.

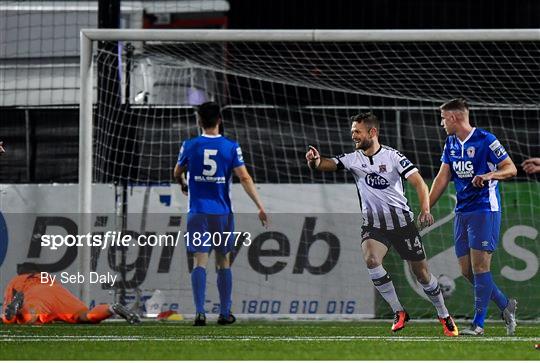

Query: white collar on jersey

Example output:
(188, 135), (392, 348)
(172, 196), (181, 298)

(201, 133), (222, 138)
(457, 127), (476, 145)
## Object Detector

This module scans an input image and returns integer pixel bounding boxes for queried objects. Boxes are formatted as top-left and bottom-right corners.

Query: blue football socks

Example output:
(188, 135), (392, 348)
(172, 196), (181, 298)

(473, 271), (494, 328)
(490, 282), (509, 311)
(191, 266), (207, 314)
(217, 268), (232, 316)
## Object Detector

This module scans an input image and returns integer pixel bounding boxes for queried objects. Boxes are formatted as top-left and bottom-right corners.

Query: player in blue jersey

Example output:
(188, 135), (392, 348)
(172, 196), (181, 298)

(429, 98), (518, 336)
(174, 102), (268, 326)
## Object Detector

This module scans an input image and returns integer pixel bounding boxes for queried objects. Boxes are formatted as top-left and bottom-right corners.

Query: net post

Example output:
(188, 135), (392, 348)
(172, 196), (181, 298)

(79, 31), (93, 305)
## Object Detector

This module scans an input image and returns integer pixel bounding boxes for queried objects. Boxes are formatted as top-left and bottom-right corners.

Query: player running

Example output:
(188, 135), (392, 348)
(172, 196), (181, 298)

(174, 101), (268, 326)
(429, 98), (518, 336)
(305, 112), (458, 336)
(2, 264), (140, 324)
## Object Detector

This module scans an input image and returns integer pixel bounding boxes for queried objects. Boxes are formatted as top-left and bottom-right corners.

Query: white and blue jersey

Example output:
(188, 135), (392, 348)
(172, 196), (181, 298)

(441, 128), (508, 213)
(178, 134), (244, 253)
(441, 127), (509, 256)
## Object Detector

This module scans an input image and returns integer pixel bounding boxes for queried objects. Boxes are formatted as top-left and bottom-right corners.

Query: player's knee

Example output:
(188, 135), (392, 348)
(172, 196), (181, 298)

(412, 266), (430, 284)
(364, 255), (382, 268)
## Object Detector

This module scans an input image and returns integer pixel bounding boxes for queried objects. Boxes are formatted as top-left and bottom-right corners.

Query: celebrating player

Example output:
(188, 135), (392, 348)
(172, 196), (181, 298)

(174, 101), (268, 326)
(305, 112), (458, 336)
(429, 98), (518, 336)
(2, 264), (140, 325)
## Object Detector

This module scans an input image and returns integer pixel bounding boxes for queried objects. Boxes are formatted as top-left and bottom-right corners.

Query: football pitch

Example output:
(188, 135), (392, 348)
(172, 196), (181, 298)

(1, 320), (539, 360)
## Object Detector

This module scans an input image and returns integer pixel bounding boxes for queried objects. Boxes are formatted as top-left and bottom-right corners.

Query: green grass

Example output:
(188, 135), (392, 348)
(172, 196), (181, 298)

(1, 320), (539, 360)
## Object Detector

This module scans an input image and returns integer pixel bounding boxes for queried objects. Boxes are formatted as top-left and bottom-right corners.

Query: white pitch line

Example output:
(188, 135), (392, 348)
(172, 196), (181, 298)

(0, 335), (538, 342)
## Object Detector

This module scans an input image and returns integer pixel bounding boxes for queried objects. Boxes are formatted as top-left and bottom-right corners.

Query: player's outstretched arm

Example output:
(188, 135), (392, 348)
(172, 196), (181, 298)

(429, 163), (451, 208)
(407, 171), (434, 228)
(522, 157), (540, 174)
(0, 141), (5, 155)
(173, 164), (189, 195)
(233, 165), (268, 227)
(305, 146), (337, 172)
(471, 157), (517, 187)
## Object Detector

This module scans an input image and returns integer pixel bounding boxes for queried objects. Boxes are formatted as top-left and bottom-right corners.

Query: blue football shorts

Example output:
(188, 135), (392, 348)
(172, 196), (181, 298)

(185, 213), (235, 254)
(454, 211), (502, 257)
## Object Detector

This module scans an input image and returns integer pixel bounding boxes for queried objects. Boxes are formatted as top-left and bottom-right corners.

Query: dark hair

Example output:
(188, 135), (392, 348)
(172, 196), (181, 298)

(350, 111), (380, 130)
(196, 101), (222, 129)
(440, 98), (469, 112)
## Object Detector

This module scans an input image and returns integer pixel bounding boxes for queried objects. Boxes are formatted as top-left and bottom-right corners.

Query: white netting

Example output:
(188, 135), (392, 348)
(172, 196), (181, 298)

(89, 35), (540, 319)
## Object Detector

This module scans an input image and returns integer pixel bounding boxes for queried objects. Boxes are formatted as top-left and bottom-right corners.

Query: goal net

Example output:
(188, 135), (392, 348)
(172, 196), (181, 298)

(81, 29), (539, 319)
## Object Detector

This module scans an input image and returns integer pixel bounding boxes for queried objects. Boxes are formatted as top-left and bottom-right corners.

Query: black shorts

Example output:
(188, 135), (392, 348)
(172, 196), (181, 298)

(361, 223), (426, 261)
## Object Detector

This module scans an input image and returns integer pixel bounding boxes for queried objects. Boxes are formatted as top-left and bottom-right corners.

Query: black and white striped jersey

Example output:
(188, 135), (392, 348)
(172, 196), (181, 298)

(332, 145), (418, 230)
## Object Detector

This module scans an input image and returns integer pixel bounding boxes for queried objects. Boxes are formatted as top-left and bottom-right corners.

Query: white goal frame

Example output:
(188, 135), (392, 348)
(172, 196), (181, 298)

(79, 28), (540, 304)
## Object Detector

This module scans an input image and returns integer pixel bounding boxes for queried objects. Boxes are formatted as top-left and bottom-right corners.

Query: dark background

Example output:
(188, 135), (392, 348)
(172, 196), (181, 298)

(1, 0), (539, 183)
(229, 0), (540, 29)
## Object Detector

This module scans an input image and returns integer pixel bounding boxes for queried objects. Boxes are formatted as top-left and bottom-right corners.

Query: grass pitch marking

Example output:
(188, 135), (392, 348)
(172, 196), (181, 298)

(1, 334), (538, 342)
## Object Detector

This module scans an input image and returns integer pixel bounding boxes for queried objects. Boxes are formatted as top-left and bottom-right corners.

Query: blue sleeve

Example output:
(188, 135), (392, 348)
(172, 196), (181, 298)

(232, 143), (245, 168)
(178, 141), (189, 166)
(486, 133), (509, 165)
(441, 142), (450, 164)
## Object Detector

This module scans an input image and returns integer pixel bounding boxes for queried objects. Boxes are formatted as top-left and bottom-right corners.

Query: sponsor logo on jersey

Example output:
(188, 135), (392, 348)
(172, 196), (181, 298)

(365, 173), (390, 189)
(489, 139), (507, 158)
(194, 175), (226, 183)
(399, 158), (411, 168)
(452, 160), (474, 178)
(494, 146), (507, 159)
(379, 164), (387, 173)
(466, 146), (475, 158)
(236, 147), (244, 162)
(489, 140), (501, 151)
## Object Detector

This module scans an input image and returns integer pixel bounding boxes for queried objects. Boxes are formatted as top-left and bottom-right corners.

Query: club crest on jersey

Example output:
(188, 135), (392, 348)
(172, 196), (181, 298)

(466, 146), (475, 158)
(365, 173), (390, 189)
(379, 164), (387, 173)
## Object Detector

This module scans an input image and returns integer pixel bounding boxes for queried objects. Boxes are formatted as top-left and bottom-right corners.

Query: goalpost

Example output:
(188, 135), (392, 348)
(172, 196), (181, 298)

(79, 29), (540, 319)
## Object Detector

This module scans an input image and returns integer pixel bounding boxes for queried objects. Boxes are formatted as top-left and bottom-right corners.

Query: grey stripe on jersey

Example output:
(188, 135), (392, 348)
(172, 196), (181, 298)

(402, 208), (413, 224)
(375, 204), (387, 230)
(366, 206), (375, 227)
(389, 206), (403, 229)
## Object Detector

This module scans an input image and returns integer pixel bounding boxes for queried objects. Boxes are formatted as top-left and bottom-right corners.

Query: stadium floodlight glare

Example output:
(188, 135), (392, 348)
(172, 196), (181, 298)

(80, 29), (539, 316)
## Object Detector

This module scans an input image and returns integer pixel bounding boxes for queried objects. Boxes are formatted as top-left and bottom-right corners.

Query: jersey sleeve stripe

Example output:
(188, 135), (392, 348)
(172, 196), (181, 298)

(400, 165), (417, 178)
(333, 157), (345, 171)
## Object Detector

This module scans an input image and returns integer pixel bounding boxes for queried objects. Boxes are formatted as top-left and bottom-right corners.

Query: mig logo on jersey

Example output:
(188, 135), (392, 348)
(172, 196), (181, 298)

(452, 160), (474, 178)
(365, 173), (390, 189)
